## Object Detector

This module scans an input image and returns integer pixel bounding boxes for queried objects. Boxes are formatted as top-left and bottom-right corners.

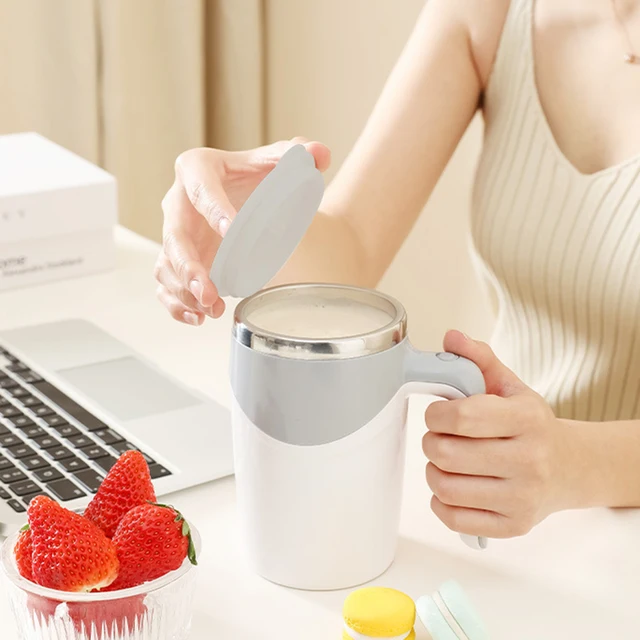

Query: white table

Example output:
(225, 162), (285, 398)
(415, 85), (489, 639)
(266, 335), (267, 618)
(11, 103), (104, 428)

(1, 227), (638, 639)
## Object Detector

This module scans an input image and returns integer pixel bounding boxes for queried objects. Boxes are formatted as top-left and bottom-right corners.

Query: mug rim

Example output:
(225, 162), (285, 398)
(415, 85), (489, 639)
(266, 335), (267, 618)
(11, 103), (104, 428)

(233, 283), (407, 360)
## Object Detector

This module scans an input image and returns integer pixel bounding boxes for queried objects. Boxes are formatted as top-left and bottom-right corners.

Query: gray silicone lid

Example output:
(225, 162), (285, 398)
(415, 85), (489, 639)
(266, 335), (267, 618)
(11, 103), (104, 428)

(210, 144), (325, 298)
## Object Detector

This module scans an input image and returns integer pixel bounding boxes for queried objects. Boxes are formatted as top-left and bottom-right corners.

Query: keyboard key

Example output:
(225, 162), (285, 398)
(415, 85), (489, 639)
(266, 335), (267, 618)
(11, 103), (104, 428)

(31, 381), (107, 431)
(66, 434), (94, 449)
(52, 424), (81, 438)
(7, 444), (36, 459)
(7, 362), (28, 373)
(10, 480), (39, 496)
(79, 444), (108, 460)
(31, 405), (55, 419)
(148, 463), (171, 479)
(93, 456), (118, 473)
(18, 425), (46, 439)
(0, 405), (20, 418)
(6, 415), (36, 429)
(42, 414), (68, 428)
(59, 457), (89, 472)
(20, 455), (48, 471)
(22, 491), (49, 507)
(140, 451), (155, 465)
(111, 441), (136, 455)
(0, 486), (10, 499)
(0, 396), (9, 406)
(0, 455), (13, 470)
(32, 434), (60, 450)
(15, 370), (43, 384)
(7, 385), (29, 398)
(0, 433), (22, 447)
(93, 428), (124, 446)
(47, 446), (74, 461)
(7, 386), (29, 399)
(0, 424), (9, 436)
(7, 498), (26, 512)
(33, 467), (63, 482)
(0, 467), (28, 484)
(73, 469), (104, 493)
(19, 396), (40, 408)
(46, 479), (86, 502)
(0, 378), (18, 390)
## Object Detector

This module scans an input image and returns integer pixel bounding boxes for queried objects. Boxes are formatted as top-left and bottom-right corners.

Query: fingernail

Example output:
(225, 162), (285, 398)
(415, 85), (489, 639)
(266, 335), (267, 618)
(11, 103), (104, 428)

(184, 312), (200, 326)
(219, 217), (231, 237)
(189, 279), (203, 303)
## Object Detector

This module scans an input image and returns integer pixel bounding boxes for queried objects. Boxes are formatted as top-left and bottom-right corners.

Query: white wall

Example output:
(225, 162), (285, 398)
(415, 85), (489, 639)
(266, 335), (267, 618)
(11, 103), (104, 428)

(266, 0), (495, 348)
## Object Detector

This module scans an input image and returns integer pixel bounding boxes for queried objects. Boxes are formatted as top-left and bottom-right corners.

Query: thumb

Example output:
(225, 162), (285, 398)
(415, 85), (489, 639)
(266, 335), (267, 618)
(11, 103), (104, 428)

(245, 137), (332, 173)
(443, 330), (528, 397)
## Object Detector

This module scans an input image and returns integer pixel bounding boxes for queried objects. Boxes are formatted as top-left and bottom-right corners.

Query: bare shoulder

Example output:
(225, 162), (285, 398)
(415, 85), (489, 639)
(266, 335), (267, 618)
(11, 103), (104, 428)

(452, 0), (511, 88)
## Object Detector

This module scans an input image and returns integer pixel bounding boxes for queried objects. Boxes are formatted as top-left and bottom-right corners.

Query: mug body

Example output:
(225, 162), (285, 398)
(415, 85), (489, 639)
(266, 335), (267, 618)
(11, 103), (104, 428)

(230, 284), (410, 590)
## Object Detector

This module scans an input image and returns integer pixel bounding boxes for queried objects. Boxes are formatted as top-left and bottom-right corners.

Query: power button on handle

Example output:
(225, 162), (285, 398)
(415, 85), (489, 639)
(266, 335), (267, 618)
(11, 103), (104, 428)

(436, 352), (460, 362)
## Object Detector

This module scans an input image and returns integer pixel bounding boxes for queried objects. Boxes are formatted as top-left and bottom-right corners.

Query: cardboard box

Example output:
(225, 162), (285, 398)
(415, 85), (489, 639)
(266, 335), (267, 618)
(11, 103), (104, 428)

(0, 132), (117, 290)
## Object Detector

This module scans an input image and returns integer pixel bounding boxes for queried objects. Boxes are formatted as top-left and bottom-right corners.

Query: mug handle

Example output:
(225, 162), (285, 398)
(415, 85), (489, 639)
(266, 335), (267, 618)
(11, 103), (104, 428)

(403, 342), (488, 551)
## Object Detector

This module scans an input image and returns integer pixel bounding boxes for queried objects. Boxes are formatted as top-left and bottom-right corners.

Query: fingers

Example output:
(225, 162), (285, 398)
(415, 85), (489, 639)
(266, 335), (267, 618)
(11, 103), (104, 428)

(425, 395), (519, 438)
(422, 431), (517, 477)
(156, 285), (204, 326)
(241, 137), (332, 173)
(425, 462), (509, 512)
(443, 330), (527, 397)
(154, 251), (226, 320)
(430, 496), (520, 539)
(174, 150), (237, 237)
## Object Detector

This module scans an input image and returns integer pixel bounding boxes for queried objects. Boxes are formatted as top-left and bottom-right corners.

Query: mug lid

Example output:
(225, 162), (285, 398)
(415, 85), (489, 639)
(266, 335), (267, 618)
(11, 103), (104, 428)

(416, 581), (489, 640)
(210, 144), (325, 298)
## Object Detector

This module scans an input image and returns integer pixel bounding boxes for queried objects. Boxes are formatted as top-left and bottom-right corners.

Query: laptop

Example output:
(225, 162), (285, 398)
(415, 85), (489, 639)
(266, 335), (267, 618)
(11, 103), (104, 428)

(0, 319), (233, 536)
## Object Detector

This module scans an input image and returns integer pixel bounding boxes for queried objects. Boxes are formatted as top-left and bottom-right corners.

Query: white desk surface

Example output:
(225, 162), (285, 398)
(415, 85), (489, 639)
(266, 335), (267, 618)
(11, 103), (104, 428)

(1, 227), (638, 639)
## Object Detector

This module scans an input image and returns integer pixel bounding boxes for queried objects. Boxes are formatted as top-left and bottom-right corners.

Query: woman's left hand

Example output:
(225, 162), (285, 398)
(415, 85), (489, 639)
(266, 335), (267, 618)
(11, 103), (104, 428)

(423, 330), (577, 539)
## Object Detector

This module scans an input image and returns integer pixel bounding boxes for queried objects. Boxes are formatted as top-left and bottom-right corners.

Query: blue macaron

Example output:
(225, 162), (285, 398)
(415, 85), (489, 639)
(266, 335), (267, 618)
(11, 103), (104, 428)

(416, 580), (489, 640)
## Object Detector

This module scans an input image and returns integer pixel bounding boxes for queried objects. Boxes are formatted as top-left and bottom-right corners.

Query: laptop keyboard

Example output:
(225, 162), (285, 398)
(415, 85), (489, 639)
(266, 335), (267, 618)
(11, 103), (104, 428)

(0, 347), (171, 514)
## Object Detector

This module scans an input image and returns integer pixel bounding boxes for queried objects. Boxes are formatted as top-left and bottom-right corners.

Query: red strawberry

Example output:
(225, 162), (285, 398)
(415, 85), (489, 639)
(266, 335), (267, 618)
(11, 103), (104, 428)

(84, 450), (156, 538)
(14, 525), (34, 582)
(28, 496), (119, 592)
(106, 503), (197, 591)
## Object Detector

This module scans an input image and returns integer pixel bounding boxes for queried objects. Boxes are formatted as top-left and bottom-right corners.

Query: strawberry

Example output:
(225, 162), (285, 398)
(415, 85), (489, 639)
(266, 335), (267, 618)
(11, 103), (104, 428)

(14, 524), (34, 582)
(27, 496), (119, 592)
(106, 503), (197, 591)
(84, 450), (156, 538)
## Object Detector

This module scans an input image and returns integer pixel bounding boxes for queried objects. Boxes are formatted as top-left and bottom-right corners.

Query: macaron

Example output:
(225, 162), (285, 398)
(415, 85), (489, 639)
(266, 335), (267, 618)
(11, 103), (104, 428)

(416, 580), (489, 640)
(343, 587), (416, 640)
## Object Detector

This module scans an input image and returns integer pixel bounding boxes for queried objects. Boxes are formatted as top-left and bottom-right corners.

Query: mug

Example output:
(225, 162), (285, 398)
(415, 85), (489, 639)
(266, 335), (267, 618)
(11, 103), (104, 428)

(230, 283), (485, 590)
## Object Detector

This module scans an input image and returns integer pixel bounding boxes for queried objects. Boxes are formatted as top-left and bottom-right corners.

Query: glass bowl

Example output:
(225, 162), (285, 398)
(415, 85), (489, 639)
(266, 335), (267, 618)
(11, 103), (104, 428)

(0, 523), (201, 640)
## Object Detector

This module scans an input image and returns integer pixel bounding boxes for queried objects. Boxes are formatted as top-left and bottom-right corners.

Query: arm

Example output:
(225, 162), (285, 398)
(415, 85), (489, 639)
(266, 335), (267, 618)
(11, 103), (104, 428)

(563, 418), (640, 508)
(273, 0), (484, 287)
(156, 0), (506, 323)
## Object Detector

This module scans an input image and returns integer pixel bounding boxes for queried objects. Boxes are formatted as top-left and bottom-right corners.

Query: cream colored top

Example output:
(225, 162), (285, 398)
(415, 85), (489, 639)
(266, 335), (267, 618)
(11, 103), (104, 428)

(471, 0), (640, 421)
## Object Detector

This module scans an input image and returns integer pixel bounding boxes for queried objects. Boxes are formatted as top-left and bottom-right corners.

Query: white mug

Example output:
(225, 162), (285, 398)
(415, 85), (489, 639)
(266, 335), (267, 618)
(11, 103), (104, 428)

(229, 284), (486, 590)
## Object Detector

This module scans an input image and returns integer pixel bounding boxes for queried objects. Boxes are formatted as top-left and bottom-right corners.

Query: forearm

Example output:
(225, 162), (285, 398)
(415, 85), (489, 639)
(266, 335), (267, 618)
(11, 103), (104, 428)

(562, 418), (640, 509)
(271, 208), (374, 288)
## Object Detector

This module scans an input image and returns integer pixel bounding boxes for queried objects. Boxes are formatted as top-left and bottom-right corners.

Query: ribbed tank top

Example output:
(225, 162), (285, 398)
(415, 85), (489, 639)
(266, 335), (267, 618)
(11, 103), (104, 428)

(471, 0), (640, 421)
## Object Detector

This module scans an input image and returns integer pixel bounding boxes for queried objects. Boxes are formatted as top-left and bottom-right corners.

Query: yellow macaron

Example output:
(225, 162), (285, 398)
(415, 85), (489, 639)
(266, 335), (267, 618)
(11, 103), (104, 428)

(343, 587), (416, 640)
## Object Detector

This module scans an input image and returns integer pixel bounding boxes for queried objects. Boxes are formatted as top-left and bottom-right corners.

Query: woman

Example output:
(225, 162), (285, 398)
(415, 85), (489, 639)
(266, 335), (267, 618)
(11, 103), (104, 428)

(154, 0), (640, 540)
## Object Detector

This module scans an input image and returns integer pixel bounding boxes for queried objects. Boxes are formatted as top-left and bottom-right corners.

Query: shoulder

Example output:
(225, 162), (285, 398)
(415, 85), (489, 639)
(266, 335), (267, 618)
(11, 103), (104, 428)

(450, 0), (512, 88)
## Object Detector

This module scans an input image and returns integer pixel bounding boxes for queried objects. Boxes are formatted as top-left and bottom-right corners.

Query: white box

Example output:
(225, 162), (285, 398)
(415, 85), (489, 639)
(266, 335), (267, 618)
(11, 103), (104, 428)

(0, 132), (117, 291)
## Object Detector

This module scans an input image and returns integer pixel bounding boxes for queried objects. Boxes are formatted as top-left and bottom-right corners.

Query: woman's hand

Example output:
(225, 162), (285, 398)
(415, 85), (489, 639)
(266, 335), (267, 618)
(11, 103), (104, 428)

(154, 138), (331, 325)
(423, 330), (577, 539)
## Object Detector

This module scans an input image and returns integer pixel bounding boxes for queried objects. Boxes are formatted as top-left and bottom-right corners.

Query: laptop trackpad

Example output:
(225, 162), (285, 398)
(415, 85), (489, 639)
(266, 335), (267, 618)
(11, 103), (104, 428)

(59, 357), (199, 421)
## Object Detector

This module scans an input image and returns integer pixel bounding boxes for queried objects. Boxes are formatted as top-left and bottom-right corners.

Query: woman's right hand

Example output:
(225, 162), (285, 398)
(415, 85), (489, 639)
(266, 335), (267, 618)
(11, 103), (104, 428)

(154, 138), (331, 325)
